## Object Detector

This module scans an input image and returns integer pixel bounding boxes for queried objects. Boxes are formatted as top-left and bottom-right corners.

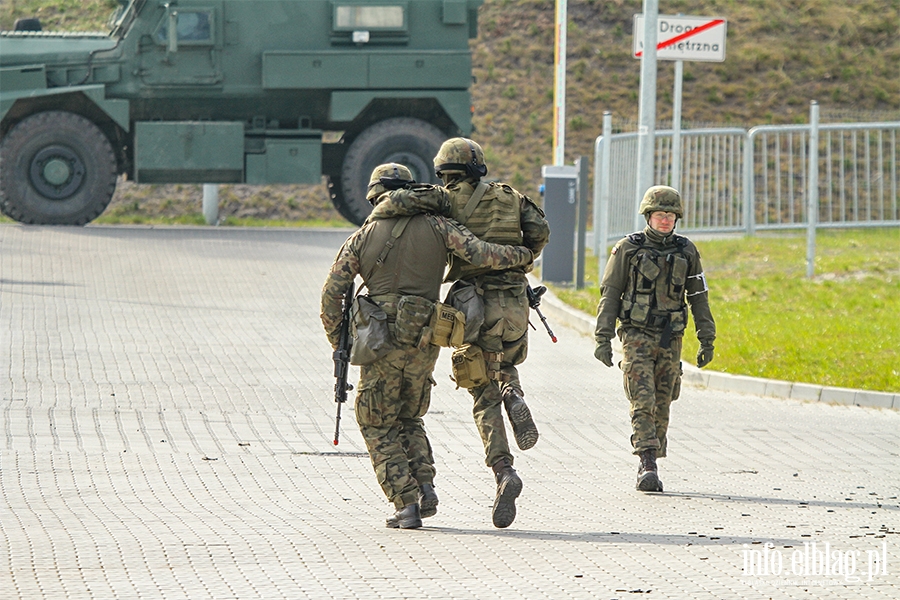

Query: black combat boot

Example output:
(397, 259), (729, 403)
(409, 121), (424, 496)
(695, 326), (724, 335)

(636, 449), (663, 492)
(491, 458), (523, 528)
(502, 388), (539, 451)
(418, 484), (439, 519)
(385, 503), (422, 529)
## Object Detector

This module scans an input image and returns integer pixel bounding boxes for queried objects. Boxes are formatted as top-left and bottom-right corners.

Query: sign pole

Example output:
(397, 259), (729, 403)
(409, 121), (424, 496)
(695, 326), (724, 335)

(635, 0), (659, 230)
(671, 59), (683, 191)
(552, 0), (567, 166)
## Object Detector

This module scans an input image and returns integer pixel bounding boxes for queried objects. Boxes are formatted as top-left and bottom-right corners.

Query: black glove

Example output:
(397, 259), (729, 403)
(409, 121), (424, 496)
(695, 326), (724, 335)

(697, 343), (714, 368)
(594, 340), (613, 367)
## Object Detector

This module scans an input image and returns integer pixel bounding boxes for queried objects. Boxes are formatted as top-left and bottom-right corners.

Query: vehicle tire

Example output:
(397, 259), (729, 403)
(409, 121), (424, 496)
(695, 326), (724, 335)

(333, 117), (447, 226)
(0, 111), (118, 225)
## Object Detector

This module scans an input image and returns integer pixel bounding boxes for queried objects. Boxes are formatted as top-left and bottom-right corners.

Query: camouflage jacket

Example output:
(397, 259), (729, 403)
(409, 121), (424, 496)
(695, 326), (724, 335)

(321, 213), (534, 348)
(365, 184), (452, 223)
(594, 225), (716, 345)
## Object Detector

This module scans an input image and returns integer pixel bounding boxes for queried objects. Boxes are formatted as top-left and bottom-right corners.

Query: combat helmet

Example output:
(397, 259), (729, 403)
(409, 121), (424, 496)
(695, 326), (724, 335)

(433, 137), (488, 179)
(366, 163), (415, 204)
(639, 185), (683, 219)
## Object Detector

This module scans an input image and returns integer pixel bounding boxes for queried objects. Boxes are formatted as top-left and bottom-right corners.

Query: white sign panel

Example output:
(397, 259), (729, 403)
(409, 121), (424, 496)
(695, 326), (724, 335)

(633, 15), (727, 62)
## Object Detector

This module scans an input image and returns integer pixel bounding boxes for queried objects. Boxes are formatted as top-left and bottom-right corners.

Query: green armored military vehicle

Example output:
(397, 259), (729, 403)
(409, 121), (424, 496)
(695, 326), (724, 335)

(0, 0), (482, 225)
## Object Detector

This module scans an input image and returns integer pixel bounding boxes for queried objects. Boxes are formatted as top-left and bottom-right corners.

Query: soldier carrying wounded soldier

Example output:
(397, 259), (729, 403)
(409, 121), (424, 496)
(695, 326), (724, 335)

(370, 137), (551, 528)
(320, 163), (535, 529)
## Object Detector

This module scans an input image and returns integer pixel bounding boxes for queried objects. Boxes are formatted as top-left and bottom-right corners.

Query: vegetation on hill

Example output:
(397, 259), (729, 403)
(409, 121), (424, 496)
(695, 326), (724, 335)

(471, 0), (898, 196)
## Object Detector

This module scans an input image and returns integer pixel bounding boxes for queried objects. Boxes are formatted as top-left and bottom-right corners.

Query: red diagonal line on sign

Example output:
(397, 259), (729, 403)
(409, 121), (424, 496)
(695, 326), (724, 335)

(635, 18), (725, 57)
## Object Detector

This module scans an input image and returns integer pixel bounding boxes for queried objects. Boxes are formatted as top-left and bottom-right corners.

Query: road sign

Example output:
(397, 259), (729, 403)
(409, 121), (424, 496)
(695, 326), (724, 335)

(633, 15), (727, 62)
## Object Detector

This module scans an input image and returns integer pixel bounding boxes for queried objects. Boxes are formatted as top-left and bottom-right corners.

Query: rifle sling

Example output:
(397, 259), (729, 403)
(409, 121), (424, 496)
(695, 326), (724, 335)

(355, 215), (413, 299)
(374, 216), (412, 268)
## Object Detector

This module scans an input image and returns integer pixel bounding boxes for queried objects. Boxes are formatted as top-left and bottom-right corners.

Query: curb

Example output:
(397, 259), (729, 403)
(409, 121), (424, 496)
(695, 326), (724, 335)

(531, 277), (899, 411)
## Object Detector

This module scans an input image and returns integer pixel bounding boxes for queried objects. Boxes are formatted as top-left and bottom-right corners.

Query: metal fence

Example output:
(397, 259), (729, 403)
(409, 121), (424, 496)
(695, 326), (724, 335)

(592, 118), (900, 257)
(747, 123), (899, 234)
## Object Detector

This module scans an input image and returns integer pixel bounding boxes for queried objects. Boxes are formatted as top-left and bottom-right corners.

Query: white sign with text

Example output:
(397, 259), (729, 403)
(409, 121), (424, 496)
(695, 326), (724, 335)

(633, 15), (727, 62)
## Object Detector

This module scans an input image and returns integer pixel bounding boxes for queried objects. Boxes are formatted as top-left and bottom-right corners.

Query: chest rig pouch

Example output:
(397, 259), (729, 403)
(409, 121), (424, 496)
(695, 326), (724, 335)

(619, 233), (690, 338)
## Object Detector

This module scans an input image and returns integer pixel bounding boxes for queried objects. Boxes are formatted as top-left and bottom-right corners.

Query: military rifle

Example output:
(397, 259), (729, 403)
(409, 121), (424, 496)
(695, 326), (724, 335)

(333, 281), (355, 445)
(526, 285), (557, 343)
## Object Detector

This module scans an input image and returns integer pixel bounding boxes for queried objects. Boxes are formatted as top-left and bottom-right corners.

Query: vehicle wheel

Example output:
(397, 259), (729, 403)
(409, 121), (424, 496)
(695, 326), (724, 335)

(334, 118), (447, 226)
(0, 111), (118, 225)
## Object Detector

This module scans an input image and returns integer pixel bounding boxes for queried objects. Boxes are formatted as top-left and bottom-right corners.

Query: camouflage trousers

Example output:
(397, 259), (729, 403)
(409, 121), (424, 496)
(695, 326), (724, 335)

(469, 283), (529, 468)
(620, 327), (683, 458)
(355, 343), (439, 509)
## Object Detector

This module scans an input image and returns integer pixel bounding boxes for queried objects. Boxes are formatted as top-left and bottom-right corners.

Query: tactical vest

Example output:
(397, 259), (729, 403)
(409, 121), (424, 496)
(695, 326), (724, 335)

(447, 181), (524, 281)
(619, 232), (691, 335)
(358, 215), (448, 301)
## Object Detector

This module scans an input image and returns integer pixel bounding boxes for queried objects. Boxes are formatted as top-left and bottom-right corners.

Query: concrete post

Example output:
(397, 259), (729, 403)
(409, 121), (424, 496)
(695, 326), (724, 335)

(203, 184), (219, 225)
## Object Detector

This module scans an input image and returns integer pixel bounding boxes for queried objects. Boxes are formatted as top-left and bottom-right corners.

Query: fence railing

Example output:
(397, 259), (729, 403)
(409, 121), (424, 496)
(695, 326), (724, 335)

(592, 119), (900, 258)
(746, 123), (899, 234)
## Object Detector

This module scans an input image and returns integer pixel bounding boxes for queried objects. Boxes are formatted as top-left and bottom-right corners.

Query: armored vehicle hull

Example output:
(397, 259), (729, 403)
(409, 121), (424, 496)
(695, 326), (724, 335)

(0, 0), (482, 225)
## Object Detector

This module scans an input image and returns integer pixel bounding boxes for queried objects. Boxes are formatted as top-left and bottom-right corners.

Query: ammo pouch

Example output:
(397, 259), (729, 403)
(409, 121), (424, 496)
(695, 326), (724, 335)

(393, 295), (435, 347)
(450, 345), (504, 389)
(444, 279), (484, 344)
(430, 302), (466, 348)
(349, 296), (392, 366)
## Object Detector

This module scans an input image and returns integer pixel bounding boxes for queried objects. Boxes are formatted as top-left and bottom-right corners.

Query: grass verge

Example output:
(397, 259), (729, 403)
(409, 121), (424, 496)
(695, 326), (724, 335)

(552, 227), (900, 393)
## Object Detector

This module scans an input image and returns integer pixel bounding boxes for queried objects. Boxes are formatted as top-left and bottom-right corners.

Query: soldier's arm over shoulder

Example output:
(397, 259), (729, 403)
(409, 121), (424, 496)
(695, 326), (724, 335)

(433, 214), (533, 270)
(518, 190), (551, 257)
(368, 185), (451, 221)
(320, 232), (362, 347)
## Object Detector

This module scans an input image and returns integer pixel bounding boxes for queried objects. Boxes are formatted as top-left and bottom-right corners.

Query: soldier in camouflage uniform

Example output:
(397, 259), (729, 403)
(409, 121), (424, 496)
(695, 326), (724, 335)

(321, 163), (534, 529)
(432, 138), (550, 528)
(593, 186), (716, 492)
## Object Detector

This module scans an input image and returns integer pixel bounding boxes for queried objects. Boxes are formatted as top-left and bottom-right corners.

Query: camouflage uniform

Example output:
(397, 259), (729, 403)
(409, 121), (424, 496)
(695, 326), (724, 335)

(321, 200), (533, 514)
(594, 186), (715, 491)
(371, 179), (551, 466)
(376, 139), (550, 528)
(442, 179), (550, 467)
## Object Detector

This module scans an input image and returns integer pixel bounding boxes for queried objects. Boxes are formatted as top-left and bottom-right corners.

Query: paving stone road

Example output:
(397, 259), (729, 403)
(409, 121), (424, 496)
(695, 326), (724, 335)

(1, 224), (898, 600)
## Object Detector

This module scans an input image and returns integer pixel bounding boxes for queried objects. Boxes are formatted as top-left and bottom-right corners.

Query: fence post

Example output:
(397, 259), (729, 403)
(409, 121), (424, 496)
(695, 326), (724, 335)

(806, 101), (819, 278)
(575, 156), (589, 289)
(597, 112), (613, 284)
(744, 131), (755, 235)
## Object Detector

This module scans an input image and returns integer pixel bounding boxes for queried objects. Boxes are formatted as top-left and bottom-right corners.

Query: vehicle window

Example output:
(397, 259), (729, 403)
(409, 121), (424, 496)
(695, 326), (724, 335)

(155, 10), (213, 44)
(333, 4), (406, 30)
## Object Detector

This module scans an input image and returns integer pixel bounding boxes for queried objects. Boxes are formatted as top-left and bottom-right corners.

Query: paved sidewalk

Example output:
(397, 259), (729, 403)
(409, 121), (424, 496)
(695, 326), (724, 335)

(1, 224), (898, 600)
